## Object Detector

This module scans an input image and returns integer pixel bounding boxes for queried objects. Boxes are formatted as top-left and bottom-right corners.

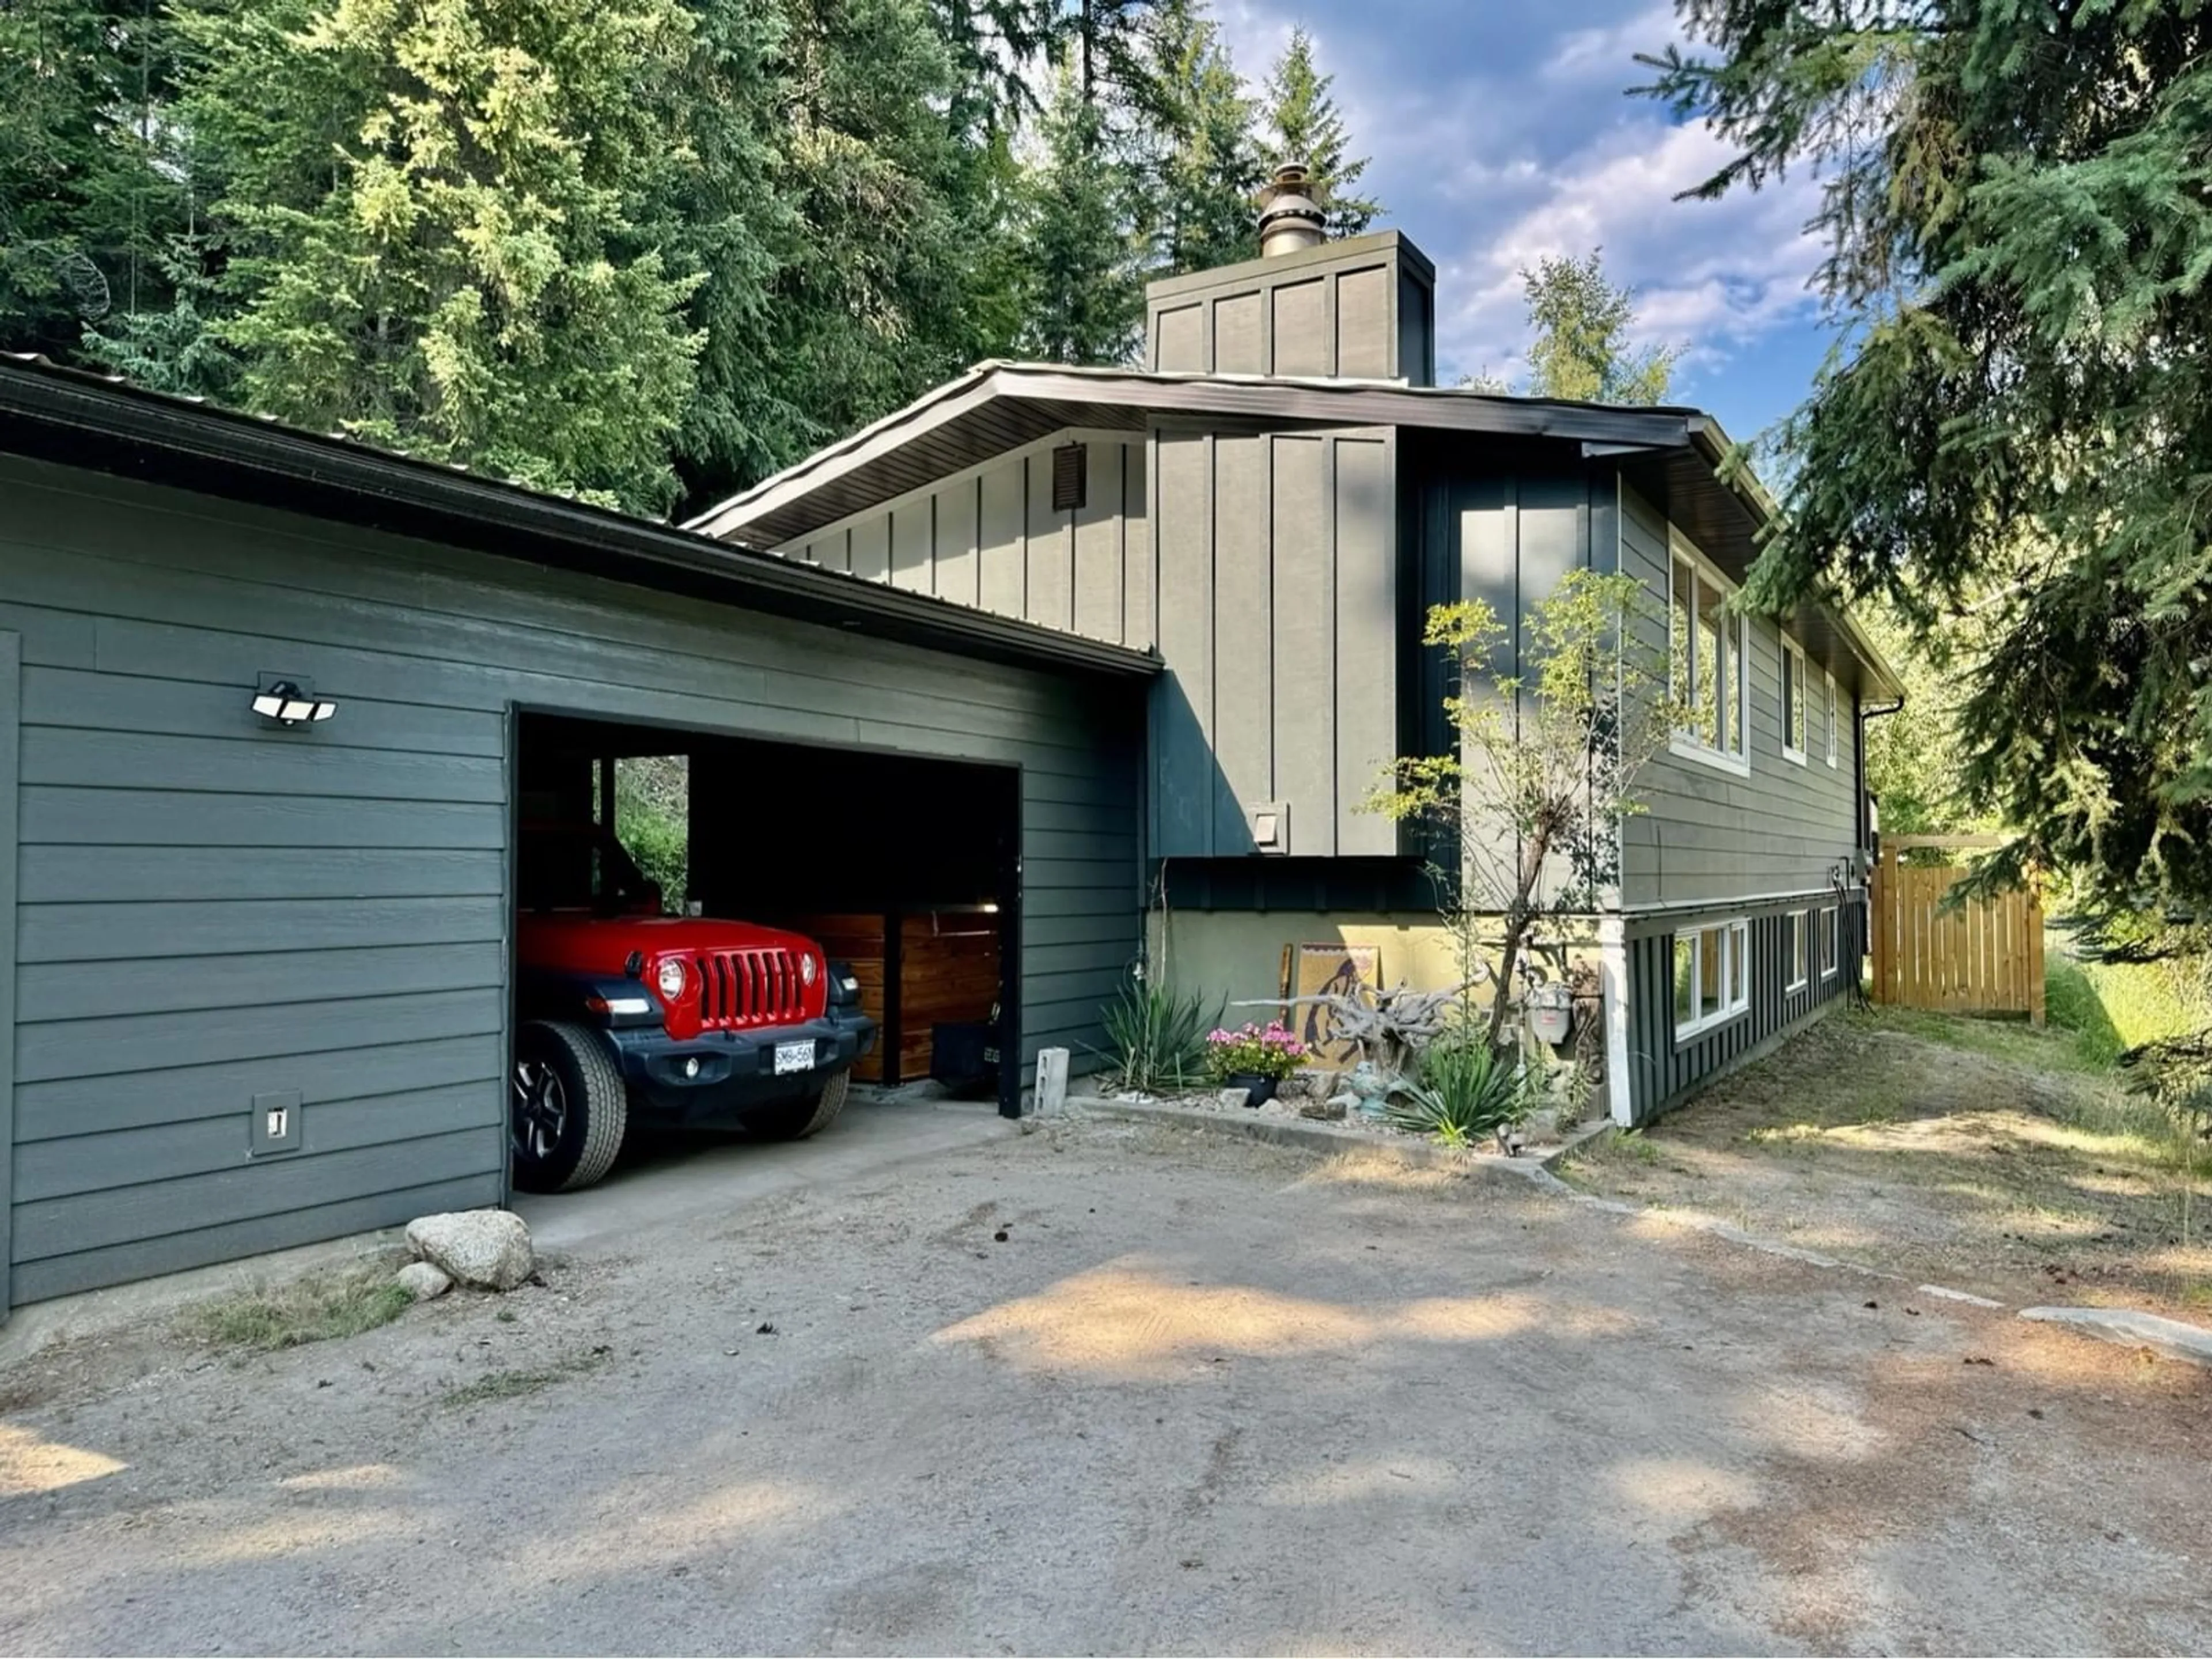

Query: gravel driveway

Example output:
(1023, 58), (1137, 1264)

(1, 1114), (2207, 1656)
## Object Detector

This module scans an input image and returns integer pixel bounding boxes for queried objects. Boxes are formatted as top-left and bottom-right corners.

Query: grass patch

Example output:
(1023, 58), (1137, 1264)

(2045, 927), (2212, 1068)
(1846, 1001), (2099, 1075)
(183, 1261), (413, 1354)
(439, 1349), (609, 1410)
(1555, 1127), (1660, 1179)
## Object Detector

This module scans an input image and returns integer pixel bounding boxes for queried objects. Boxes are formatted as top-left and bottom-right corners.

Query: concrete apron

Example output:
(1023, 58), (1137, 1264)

(0, 1090), (1012, 1368)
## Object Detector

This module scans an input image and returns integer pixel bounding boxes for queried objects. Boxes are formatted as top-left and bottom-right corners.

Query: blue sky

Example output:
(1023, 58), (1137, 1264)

(1214, 0), (1835, 443)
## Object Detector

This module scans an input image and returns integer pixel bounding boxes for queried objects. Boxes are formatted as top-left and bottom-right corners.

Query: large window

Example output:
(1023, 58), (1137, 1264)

(1817, 905), (1840, 979)
(1782, 636), (1809, 763)
(1670, 532), (1748, 770)
(1784, 910), (1809, 992)
(1673, 918), (1751, 1039)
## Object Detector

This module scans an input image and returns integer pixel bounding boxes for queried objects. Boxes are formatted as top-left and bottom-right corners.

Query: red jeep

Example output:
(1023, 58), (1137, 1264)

(510, 819), (876, 1192)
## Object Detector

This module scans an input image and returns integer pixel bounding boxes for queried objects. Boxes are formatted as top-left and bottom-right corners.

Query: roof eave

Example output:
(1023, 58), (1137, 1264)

(0, 359), (1160, 683)
(1686, 415), (1906, 705)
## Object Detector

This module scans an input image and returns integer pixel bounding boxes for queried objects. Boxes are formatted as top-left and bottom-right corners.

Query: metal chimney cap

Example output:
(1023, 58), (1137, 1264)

(1257, 162), (1325, 256)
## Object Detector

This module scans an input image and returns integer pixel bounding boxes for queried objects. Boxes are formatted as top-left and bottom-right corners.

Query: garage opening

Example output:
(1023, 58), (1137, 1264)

(511, 712), (1021, 1192)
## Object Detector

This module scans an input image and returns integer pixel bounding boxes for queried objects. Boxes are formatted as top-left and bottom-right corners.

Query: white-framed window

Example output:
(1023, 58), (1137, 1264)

(1781, 635), (1809, 764)
(1673, 917), (1752, 1039)
(1824, 669), (1840, 767)
(1783, 910), (1809, 992)
(1817, 905), (1840, 979)
(1668, 528), (1749, 775)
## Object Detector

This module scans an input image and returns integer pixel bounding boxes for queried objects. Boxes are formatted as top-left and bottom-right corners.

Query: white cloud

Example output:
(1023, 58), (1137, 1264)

(1427, 118), (1827, 391)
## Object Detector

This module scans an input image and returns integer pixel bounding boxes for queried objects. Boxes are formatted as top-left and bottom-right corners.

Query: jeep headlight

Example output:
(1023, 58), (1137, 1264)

(656, 957), (688, 1002)
(800, 953), (819, 988)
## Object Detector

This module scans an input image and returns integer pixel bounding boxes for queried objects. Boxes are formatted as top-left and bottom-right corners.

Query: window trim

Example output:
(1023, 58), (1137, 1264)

(1824, 668), (1840, 768)
(1673, 915), (1753, 1040)
(1783, 909), (1809, 993)
(1781, 635), (1809, 766)
(1666, 527), (1751, 776)
(1817, 904), (1840, 980)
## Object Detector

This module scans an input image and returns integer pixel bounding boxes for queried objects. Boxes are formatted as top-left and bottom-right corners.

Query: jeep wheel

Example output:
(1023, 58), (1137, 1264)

(510, 1021), (628, 1193)
(747, 1069), (851, 1142)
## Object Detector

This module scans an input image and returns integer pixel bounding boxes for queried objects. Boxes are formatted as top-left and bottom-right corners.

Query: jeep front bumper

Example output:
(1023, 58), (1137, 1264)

(605, 1008), (877, 1123)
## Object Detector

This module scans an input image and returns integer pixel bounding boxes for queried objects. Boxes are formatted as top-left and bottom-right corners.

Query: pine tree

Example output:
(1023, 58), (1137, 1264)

(0, 0), (191, 359)
(1141, 0), (1260, 276)
(1639, 1), (2212, 907)
(1258, 25), (1377, 237)
(177, 0), (705, 514)
(1016, 65), (1143, 363)
(1518, 249), (1676, 405)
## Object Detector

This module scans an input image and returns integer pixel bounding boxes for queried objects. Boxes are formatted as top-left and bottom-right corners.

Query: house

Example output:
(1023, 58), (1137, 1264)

(689, 168), (1903, 1124)
(0, 170), (1896, 1324)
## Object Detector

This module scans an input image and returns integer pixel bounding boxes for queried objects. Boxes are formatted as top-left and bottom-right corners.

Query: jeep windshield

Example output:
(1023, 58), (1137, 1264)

(518, 821), (663, 914)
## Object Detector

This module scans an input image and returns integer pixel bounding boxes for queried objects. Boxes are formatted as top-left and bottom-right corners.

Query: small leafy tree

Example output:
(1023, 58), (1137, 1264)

(1370, 568), (1680, 1050)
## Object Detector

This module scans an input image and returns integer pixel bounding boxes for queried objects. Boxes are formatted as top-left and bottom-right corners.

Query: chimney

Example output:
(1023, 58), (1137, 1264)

(1256, 162), (1326, 258)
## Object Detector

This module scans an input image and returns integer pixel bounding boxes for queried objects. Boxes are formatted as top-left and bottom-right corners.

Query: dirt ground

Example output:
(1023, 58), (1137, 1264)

(1560, 1003), (2212, 1319)
(2, 1113), (2209, 1656)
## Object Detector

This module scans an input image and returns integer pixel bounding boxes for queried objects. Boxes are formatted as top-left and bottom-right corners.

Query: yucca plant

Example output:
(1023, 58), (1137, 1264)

(1100, 979), (1222, 1094)
(1387, 1033), (1528, 1144)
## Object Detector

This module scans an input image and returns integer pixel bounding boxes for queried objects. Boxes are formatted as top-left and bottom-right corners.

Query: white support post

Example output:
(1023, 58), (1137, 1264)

(1598, 917), (1635, 1127)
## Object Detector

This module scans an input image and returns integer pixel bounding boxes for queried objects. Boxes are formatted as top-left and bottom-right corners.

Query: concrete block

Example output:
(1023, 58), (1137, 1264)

(1034, 1047), (1070, 1117)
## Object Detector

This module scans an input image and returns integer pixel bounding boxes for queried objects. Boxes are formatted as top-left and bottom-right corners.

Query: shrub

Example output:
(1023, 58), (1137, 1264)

(1387, 1036), (1528, 1143)
(1101, 979), (1221, 1093)
(1203, 1021), (1308, 1082)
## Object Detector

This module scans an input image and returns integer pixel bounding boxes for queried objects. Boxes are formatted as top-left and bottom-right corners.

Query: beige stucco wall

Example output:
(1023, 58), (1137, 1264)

(1149, 910), (1474, 1012)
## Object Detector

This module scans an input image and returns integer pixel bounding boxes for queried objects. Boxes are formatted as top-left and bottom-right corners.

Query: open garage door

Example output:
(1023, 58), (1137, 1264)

(512, 714), (1021, 1190)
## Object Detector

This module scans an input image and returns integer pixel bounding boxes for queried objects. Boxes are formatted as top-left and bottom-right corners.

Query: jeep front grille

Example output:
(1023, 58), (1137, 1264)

(694, 948), (803, 1029)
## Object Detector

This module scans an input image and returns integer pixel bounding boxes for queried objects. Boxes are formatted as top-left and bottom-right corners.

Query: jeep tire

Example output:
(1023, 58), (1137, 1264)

(510, 1020), (628, 1193)
(747, 1069), (851, 1142)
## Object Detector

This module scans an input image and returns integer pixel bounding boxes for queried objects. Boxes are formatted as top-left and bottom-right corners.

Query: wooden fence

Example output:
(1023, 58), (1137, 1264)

(1870, 835), (2044, 1024)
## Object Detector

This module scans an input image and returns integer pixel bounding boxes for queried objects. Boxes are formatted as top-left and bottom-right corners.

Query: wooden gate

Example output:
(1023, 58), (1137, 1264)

(1871, 835), (2044, 1024)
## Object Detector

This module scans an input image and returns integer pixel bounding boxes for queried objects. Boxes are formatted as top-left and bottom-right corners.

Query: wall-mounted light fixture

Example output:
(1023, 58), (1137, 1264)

(251, 676), (337, 726)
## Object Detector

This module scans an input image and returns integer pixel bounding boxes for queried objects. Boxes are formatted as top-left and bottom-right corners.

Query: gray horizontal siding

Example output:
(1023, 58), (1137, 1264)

(1618, 480), (1861, 907)
(2, 454), (1145, 1305)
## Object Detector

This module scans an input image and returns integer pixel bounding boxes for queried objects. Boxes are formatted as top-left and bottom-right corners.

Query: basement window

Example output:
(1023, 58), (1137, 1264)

(1784, 910), (1809, 993)
(1051, 443), (1088, 512)
(1817, 905), (1840, 979)
(1673, 917), (1751, 1040)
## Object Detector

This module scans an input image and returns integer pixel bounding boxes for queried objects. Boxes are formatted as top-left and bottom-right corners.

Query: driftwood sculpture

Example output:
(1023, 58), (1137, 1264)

(1233, 976), (1481, 1078)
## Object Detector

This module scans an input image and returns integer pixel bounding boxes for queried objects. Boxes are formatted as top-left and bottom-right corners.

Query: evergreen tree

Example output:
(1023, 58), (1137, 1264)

(1519, 249), (1676, 405)
(177, 0), (705, 513)
(1258, 25), (1377, 237)
(1141, 0), (1260, 276)
(1, 0), (191, 359)
(1639, 2), (2212, 907)
(1016, 65), (1143, 363)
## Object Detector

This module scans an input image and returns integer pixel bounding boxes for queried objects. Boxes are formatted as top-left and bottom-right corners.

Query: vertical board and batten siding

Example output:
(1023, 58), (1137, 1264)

(1147, 425), (1400, 860)
(1144, 231), (1437, 389)
(781, 431), (1153, 651)
(1623, 900), (1863, 1122)
(0, 455), (1142, 1307)
(1411, 459), (1603, 902)
(1616, 482), (1863, 908)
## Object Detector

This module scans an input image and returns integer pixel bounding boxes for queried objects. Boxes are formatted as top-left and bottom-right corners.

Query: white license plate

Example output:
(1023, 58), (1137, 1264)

(774, 1040), (816, 1075)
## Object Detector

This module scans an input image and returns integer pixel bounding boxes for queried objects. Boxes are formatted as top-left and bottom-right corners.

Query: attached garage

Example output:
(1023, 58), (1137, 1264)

(0, 358), (1151, 1318)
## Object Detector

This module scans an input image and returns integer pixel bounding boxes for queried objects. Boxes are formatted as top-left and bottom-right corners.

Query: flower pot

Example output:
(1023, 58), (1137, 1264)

(1228, 1073), (1278, 1109)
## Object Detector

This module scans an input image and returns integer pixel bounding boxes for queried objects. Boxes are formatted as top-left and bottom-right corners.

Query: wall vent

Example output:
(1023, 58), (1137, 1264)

(1051, 444), (1087, 513)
